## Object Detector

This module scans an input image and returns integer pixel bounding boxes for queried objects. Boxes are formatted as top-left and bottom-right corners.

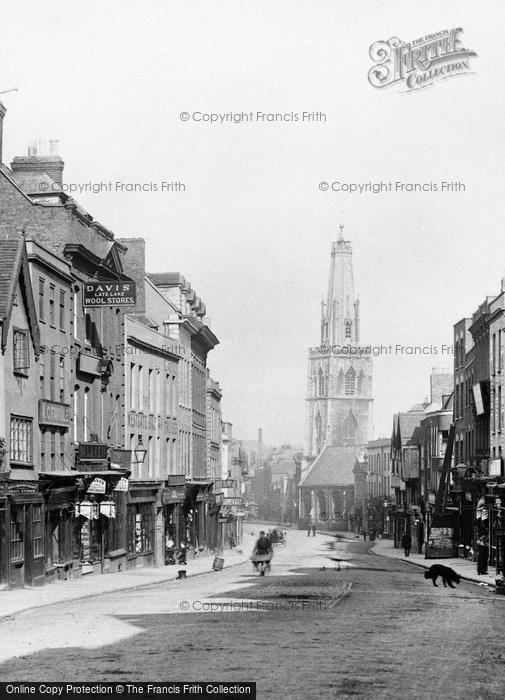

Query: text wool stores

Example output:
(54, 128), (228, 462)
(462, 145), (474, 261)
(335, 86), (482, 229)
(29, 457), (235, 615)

(83, 281), (136, 307)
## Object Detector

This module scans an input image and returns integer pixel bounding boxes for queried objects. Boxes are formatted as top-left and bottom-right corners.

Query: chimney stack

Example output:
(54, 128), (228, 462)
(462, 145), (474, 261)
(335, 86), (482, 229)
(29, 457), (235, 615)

(117, 238), (146, 314)
(0, 101), (6, 164)
(11, 139), (64, 188)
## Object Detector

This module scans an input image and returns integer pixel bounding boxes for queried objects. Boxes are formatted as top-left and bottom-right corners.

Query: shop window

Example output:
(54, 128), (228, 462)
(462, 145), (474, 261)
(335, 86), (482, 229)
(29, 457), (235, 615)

(13, 329), (29, 374)
(10, 416), (33, 464)
(33, 505), (43, 557)
(127, 503), (154, 555)
(10, 509), (24, 562)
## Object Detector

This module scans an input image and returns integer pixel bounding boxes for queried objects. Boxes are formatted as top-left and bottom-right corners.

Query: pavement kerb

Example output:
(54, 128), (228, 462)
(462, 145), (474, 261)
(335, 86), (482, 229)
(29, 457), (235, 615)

(314, 529), (498, 590)
(0, 553), (252, 622)
(370, 544), (497, 589)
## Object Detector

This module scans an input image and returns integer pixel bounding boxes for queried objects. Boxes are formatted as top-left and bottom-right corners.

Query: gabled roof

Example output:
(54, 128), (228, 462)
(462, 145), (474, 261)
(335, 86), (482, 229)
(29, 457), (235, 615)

(299, 445), (357, 488)
(148, 272), (186, 287)
(0, 232), (40, 355)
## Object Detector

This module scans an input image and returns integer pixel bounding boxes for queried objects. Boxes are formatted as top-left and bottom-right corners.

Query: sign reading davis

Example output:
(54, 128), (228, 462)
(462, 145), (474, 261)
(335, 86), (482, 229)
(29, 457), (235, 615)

(83, 281), (136, 307)
(39, 399), (71, 427)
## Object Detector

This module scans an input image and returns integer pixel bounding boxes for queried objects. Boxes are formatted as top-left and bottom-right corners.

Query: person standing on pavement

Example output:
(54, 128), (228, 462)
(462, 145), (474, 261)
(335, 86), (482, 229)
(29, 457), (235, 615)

(401, 531), (412, 557)
(477, 535), (489, 575)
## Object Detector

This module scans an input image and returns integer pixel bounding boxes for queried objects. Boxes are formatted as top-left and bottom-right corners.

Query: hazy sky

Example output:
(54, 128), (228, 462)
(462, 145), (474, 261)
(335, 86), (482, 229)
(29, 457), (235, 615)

(1, 1), (503, 446)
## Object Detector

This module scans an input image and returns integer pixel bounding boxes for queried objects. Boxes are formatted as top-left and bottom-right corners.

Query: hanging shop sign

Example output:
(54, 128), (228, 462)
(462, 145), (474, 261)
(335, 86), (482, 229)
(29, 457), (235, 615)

(39, 399), (71, 427)
(110, 449), (133, 470)
(83, 281), (136, 307)
(214, 492), (224, 505)
(87, 477), (106, 494)
(113, 477), (129, 492)
(216, 479), (236, 489)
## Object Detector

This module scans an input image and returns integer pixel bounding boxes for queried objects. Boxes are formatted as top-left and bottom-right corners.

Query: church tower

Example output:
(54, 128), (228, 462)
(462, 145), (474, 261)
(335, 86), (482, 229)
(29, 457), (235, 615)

(305, 226), (373, 461)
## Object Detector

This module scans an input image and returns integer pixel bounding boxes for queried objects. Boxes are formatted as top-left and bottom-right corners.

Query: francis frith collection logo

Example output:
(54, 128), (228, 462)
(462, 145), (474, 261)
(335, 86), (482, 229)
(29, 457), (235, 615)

(368, 28), (477, 91)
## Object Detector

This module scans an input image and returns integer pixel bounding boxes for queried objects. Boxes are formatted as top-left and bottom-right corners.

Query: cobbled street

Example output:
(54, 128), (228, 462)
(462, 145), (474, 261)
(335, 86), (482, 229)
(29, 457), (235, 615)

(0, 530), (503, 699)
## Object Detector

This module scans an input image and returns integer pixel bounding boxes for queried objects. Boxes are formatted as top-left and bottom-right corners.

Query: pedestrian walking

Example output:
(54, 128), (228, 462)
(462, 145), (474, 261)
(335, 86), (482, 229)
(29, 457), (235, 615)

(477, 536), (489, 575)
(401, 532), (412, 557)
(311, 523), (317, 536)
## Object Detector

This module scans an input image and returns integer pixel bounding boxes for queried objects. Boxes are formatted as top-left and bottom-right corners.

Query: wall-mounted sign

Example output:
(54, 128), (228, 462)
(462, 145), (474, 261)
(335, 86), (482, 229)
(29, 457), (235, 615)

(87, 477), (106, 494)
(78, 442), (108, 461)
(39, 399), (71, 427)
(113, 477), (129, 492)
(83, 281), (136, 307)
(167, 474), (186, 487)
(214, 493), (224, 505)
(223, 497), (243, 506)
(162, 485), (185, 504)
(8, 482), (39, 495)
(473, 383), (484, 416)
(489, 459), (502, 477)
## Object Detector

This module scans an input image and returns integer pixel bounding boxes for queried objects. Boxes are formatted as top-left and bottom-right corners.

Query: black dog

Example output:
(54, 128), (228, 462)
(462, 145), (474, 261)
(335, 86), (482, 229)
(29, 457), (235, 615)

(424, 564), (461, 588)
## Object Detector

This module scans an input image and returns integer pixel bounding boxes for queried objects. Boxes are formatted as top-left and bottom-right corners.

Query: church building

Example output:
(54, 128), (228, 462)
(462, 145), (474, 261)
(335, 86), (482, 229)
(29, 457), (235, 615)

(299, 226), (373, 530)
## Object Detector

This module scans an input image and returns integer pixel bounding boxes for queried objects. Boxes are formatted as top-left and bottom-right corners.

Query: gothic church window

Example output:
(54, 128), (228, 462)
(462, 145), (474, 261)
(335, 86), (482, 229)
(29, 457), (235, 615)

(342, 410), (358, 445)
(315, 412), (323, 453)
(345, 321), (352, 339)
(318, 368), (327, 396)
(345, 368), (355, 395)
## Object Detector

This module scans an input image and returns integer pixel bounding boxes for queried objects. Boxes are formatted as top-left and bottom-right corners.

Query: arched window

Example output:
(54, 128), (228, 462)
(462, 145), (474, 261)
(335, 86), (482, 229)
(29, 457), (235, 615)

(345, 368), (355, 395)
(342, 410), (358, 445)
(315, 412), (323, 454)
(318, 368), (325, 396)
(345, 321), (352, 339)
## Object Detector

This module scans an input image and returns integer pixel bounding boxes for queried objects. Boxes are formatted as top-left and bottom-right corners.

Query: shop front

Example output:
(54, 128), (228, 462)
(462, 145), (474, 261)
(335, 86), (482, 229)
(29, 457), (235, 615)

(5, 478), (45, 588)
(0, 475), (8, 586)
(183, 480), (213, 555)
(39, 474), (78, 582)
(126, 481), (161, 569)
(161, 475), (186, 562)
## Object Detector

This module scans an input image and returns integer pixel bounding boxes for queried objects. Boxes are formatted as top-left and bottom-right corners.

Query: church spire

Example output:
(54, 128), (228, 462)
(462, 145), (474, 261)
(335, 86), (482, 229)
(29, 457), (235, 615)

(321, 224), (359, 346)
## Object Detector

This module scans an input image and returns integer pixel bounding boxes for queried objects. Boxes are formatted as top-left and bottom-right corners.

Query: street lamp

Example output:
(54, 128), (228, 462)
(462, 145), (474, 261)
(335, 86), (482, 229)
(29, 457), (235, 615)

(133, 437), (148, 464)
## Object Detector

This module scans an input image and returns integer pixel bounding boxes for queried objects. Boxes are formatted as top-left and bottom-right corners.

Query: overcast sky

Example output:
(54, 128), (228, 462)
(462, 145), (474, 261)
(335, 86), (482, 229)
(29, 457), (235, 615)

(1, 1), (503, 446)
